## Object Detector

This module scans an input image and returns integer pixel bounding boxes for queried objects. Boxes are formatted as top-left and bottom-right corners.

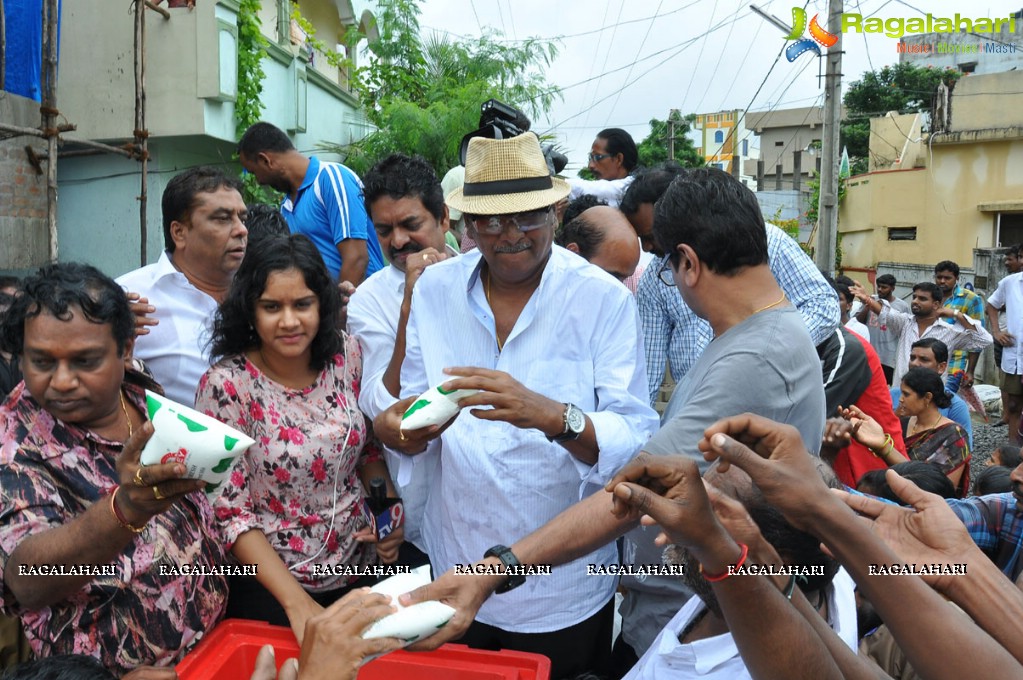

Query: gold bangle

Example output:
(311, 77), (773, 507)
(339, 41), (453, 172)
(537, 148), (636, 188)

(109, 485), (147, 534)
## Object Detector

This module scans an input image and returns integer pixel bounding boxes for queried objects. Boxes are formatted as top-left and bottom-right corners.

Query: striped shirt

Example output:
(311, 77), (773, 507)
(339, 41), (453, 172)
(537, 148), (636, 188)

(281, 156), (384, 280)
(948, 493), (1023, 581)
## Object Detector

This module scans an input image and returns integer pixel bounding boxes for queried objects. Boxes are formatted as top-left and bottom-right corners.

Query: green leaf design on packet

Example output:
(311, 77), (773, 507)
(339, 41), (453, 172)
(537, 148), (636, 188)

(146, 394), (162, 419)
(212, 457), (234, 473)
(436, 385), (456, 395)
(205, 482), (220, 493)
(224, 435), (239, 451)
(176, 414), (209, 432)
(401, 399), (431, 419)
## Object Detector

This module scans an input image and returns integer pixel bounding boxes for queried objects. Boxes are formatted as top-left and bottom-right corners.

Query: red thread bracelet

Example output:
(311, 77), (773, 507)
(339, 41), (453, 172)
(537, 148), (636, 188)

(700, 543), (749, 582)
(109, 485), (147, 534)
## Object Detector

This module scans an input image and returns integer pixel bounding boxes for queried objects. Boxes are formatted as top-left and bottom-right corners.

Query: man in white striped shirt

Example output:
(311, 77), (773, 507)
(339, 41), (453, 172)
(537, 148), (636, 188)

(374, 132), (658, 679)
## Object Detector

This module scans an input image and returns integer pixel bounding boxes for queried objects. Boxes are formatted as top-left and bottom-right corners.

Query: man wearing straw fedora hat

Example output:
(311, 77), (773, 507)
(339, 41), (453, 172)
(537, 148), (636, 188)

(373, 132), (658, 677)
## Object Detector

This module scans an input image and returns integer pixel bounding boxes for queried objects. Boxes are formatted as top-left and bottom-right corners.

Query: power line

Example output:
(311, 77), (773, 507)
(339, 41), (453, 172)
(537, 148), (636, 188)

(585, 0), (627, 128)
(712, 2), (768, 112)
(693, 0), (747, 114)
(607, 0), (666, 120)
(576, 0), (615, 134)
(679, 0), (720, 112)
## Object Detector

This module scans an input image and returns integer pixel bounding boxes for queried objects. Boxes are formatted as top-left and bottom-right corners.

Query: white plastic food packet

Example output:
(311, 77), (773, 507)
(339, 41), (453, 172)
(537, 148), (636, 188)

(400, 384), (479, 430)
(362, 565), (455, 646)
(139, 390), (255, 493)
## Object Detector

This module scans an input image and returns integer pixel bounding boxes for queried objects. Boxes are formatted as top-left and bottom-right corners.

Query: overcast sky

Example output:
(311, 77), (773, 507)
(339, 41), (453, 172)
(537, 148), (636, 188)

(417, 0), (1022, 173)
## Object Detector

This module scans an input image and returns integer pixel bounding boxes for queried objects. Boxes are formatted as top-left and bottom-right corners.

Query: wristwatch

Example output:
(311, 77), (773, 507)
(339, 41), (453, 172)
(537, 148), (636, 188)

(547, 403), (586, 443)
(484, 545), (525, 593)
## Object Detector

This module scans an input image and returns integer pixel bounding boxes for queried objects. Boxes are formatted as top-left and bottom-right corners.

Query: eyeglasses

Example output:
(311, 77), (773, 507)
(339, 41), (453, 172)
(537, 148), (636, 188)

(588, 152), (612, 163)
(657, 254), (675, 287)
(469, 208), (553, 235)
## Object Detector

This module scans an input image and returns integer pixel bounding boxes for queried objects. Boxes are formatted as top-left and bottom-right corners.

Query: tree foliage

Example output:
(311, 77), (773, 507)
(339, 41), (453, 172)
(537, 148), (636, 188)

(841, 62), (962, 175)
(636, 113), (703, 169)
(320, 0), (561, 176)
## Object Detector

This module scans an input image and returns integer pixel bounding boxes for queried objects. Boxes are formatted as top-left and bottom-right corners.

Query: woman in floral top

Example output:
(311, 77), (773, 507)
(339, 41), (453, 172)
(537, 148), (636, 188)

(195, 234), (401, 643)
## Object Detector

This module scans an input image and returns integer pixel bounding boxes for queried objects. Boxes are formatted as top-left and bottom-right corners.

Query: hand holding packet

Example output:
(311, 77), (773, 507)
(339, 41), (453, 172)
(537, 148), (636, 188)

(362, 565), (455, 645)
(400, 384), (480, 430)
(138, 390), (255, 492)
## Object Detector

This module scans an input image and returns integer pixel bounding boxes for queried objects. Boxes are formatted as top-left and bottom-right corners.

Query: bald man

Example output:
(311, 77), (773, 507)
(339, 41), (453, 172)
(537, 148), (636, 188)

(556, 206), (642, 284)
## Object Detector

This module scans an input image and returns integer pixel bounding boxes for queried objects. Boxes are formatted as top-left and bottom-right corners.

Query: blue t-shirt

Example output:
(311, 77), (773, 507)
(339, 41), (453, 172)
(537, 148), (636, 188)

(281, 156), (384, 280)
(889, 385), (973, 450)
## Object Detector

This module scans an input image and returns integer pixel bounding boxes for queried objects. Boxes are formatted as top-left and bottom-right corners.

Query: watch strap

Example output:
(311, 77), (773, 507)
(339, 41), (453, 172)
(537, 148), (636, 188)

(483, 544), (526, 593)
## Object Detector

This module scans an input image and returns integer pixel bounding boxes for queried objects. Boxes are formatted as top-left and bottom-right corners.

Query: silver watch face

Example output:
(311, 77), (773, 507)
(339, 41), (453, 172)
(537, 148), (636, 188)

(566, 404), (586, 433)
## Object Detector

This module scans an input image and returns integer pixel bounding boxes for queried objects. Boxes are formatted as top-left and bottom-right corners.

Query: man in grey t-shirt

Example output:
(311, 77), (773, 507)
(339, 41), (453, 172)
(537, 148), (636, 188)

(401, 167), (826, 674)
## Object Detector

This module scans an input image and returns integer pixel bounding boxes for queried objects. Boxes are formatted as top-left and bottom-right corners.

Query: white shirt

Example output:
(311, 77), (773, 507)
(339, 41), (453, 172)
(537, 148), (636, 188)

(567, 175), (635, 208)
(346, 247), (458, 549)
(844, 317), (871, 344)
(116, 251), (217, 406)
(400, 246), (659, 632)
(878, 302), (992, 388)
(624, 568), (858, 680)
(987, 272), (1023, 374)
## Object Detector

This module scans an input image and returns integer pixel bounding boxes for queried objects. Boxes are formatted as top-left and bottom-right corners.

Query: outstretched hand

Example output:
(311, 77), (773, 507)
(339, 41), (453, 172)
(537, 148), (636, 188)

(398, 564), (504, 651)
(698, 413), (842, 534)
(838, 470), (981, 592)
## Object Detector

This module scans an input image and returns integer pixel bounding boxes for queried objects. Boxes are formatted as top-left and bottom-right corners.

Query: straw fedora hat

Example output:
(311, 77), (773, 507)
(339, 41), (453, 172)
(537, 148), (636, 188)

(446, 132), (570, 216)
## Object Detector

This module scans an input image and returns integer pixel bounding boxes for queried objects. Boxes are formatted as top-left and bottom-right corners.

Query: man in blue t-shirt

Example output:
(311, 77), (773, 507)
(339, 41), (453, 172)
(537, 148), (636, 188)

(889, 338), (973, 449)
(239, 122), (384, 284)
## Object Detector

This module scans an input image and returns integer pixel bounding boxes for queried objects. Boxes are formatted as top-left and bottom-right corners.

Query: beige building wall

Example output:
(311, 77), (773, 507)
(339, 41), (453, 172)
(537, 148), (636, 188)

(838, 71), (1023, 271)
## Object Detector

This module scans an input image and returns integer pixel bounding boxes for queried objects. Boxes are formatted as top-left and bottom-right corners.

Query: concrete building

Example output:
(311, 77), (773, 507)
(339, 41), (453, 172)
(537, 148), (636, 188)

(838, 70), (1023, 278)
(691, 109), (756, 187)
(53, 0), (375, 277)
(899, 9), (1023, 74)
(746, 106), (825, 194)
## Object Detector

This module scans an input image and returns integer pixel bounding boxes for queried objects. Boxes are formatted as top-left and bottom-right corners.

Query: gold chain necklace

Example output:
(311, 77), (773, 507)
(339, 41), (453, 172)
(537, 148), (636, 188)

(483, 269), (505, 352)
(119, 390), (134, 440)
(754, 292), (787, 315)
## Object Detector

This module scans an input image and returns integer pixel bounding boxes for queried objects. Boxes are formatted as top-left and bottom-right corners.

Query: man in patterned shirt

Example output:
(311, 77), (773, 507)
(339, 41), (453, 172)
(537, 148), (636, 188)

(934, 260), (986, 392)
(0, 263), (228, 674)
(948, 461), (1023, 582)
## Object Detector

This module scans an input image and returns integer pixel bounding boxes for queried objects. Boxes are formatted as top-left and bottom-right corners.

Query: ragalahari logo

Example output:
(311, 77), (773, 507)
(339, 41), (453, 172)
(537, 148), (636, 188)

(785, 7), (839, 61)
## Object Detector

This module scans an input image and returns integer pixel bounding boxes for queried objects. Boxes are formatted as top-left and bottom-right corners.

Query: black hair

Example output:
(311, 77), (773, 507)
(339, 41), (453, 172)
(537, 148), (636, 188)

(1, 655), (115, 680)
(975, 465), (1013, 495)
(0, 275), (20, 313)
(992, 445), (1023, 469)
(561, 194), (607, 227)
(910, 337), (949, 365)
(653, 166), (769, 276)
(556, 210), (607, 260)
(934, 260), (960, 278)
(596, 128), (638, 171)
(210, 234), (341, 372)
(0, 275), (20, 290)
(835, 274), (855, 287)
(857, 461), (956, 504)
(901, 366), (952, 409)
(1009, 244), (1023, 257)
(618, 162), (685, 215)
(361, 153), (446, 222)
(911, 281), (943, 303)
(833, 282), (853, 305)
(1, 263), (134, 357)
(245, 203), (290, 246)
(876, 273), (897, 286)
(162, 167), (244, 252)
(238, 121), (295, 157)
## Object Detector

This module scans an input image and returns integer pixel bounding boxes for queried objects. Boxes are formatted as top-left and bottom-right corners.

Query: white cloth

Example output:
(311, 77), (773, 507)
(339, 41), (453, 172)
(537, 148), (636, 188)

(844, 317), (871, 344)
(116, 251), (216, 406)
(346, 246), (458, 549)
(878, 303), (992, 388)
(987, 272), (1023, 374)
(400, 246), (658, 632)
(567, 175), (634, 208)
(623, 568), (858, 680)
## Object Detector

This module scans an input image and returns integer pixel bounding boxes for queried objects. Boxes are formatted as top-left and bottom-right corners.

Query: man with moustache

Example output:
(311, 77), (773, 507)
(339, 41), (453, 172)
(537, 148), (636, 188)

(933, 260), (985, 391)
(117, 167), (248, 406)
(347, 154), (456, 554)
(374, 133), (657, 679)
(238, 122), (384, 285)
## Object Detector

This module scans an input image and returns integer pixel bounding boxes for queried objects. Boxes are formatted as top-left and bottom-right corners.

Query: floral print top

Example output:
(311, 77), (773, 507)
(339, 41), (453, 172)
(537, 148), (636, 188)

(0, 382), (229, 674)
(196, 339), (382, 591)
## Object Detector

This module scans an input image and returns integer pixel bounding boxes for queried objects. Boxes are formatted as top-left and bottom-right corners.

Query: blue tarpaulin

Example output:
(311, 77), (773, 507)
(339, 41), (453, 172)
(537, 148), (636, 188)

(4, 0), (61, 102)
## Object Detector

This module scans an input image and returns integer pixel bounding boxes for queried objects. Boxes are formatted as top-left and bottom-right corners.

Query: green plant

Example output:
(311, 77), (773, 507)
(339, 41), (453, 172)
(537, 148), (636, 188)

(235, 0), (280, 204)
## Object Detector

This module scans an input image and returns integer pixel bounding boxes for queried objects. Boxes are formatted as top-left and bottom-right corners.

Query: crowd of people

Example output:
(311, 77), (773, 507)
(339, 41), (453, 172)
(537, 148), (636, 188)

(1, 121), (1023, 680)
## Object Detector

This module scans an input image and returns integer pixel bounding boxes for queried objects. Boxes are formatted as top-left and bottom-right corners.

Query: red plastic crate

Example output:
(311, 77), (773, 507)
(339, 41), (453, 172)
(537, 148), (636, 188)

(176, 619), (550, 680)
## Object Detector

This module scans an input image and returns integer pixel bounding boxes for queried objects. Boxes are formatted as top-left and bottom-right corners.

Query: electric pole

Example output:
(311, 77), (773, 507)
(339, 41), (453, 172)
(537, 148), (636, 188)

(815, 0), (843, 276)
